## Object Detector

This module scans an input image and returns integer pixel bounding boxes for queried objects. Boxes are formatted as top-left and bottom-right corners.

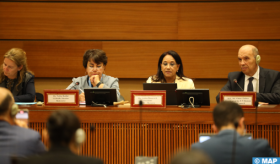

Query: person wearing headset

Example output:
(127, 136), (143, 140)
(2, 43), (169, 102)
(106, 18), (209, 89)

(216, 45), (280, 104)
(191, 101), (277, 164)
(0, 88), (45, 164)
(19, 110), (103, 164)
(146, 50), (195, 89)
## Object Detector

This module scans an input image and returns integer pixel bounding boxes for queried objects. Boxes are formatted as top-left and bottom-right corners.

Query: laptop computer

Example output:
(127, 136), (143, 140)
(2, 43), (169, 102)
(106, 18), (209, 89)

(176, 89), (210, 107)
(199, 133), (252, 143)
(143, 83), (177, 105)
(84, 88), (117, 106)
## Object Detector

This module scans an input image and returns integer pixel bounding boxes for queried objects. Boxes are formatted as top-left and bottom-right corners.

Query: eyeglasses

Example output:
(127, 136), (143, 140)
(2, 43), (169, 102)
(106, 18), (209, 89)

(161, 62), (177, 68)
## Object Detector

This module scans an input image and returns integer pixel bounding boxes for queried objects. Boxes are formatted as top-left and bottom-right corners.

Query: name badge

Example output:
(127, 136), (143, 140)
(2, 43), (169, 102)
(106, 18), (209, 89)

(131, 90), (166, 108)
(220, 91), (256, 109)
(44, 89), (79, 107)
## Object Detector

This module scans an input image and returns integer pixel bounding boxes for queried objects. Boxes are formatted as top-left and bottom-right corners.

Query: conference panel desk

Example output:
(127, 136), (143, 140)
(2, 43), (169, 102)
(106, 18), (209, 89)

(24, 104), (280, 164)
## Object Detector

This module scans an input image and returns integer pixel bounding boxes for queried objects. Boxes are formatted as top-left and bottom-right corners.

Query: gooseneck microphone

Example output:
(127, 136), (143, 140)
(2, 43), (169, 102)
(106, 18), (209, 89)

(231, 121), (239, 164)
(69, 82), (80, 90)
(255, 101), (259, 138)
(135, 100), (158, 164)
(139, 100), (143, 156)
(233, 79), (243, 91)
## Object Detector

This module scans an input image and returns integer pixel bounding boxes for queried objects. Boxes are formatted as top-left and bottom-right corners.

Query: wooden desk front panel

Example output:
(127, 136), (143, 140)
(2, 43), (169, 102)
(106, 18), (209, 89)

(27, 105), (280, 164)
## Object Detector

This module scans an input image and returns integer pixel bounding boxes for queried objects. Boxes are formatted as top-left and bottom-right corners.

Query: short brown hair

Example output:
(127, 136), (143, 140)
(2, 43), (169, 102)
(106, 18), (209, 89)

(213, 101), (244, 130)
(82, 49), (107, 69)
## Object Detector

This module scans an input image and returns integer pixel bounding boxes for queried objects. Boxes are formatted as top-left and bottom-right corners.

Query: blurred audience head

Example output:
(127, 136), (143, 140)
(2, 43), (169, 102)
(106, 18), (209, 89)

(0, 88), (14, 117)
(213, 101), (245, 134)
(170, 150), (214, 164)
(47, 110), (82, 146)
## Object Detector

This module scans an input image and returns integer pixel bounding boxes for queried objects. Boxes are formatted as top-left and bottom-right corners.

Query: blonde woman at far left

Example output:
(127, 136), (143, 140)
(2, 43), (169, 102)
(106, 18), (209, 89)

(0, 48), (35, 102)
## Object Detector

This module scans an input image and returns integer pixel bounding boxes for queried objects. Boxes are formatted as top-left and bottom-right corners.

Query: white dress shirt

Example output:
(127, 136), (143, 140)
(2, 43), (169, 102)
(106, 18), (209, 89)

(244, 66), (259, 92)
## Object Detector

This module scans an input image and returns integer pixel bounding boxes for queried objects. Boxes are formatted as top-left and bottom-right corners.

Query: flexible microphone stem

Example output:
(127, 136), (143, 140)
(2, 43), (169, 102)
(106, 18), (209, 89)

(255, 101), (259, 138)
(139, 100), (143, 156)
(231, 130), (237, 164)
(231, 122), (238, 164)
(233, 79), (244, 91)
(69, 82), (79, 90)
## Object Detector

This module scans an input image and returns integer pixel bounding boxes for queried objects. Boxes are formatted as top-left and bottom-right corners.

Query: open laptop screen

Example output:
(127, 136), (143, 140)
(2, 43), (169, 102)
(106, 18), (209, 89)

(199, 133), (252, 143)
(143, 83), (177, 105)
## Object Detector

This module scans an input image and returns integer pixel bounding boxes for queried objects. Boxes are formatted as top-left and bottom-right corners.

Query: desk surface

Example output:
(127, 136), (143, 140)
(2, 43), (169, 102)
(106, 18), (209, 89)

(22, 104), (280, 124)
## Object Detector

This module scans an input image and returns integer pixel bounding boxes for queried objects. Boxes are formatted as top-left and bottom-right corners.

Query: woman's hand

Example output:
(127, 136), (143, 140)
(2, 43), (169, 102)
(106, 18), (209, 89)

(79, 92), (85, 102)
(90, 75), (100, 87)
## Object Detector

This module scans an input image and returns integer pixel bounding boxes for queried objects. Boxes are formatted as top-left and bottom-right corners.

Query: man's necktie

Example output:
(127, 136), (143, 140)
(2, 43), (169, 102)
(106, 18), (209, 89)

(247, 77), (254, 91)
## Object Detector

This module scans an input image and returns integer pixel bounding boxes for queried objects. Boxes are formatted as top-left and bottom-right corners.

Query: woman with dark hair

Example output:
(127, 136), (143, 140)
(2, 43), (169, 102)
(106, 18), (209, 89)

(147, 50), (195, 89)
(66, 49), (122, 101)
(0, 48), (35, 102)
(19, 110), (103, 164)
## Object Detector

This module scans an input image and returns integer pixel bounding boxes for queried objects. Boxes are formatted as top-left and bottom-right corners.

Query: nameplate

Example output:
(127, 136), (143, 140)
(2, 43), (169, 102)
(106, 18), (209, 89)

(44, 89), (79, 107)
(220, 91), (256, 109)
(131, 90), (166, 108)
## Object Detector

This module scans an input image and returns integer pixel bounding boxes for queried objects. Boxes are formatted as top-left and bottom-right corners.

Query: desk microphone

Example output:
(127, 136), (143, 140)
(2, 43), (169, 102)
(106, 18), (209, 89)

(231, 122), (239, 164)
(69, 82), (80, 90)
(255, 101), (259, 138)
(135, 100), (157, 164)
(233, 79), (243, 91)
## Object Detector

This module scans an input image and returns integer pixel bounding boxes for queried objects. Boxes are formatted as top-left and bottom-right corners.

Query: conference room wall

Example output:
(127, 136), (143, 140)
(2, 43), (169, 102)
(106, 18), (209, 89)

(34, 78), (227, 103)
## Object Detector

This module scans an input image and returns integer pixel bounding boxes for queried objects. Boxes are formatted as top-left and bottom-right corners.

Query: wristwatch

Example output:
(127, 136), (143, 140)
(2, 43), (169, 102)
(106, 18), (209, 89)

(96, 81), (102, 88)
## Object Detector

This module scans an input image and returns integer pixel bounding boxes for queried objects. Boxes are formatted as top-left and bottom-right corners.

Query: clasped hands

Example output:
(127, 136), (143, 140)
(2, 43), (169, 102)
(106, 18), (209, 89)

(79, 75), (101, 102)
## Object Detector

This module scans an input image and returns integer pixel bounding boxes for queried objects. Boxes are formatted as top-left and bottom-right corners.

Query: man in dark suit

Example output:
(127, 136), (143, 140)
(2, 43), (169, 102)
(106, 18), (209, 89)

(0, 88), (45, 164)
(191, 101), (277, 164)
(216, 45), (280, 104)
(19, 110), (103, 164)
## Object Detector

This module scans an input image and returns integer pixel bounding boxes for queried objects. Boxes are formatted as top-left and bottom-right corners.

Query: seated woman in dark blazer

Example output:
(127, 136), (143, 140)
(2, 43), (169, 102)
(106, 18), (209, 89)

(0, 48), (35, 102)
(147, 50), (195, 89)
(66, 49), (122, 101)
(19, 110), (103, 164)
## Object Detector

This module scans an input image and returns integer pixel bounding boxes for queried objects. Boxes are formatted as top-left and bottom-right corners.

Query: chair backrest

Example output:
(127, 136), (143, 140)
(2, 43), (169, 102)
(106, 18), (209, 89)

(35, 92), (44, 102)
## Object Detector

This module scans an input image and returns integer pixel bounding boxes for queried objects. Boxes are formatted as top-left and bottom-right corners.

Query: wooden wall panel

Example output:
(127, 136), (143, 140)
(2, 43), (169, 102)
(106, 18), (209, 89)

(1, 2), (280, 40)
(0, 2), (178, 40)
(178, 2), (280, 40)
(1, 41), (280, 78)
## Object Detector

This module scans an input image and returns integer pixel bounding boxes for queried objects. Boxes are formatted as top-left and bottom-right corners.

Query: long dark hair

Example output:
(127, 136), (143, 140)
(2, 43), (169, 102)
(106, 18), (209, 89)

(151, 50), (185, 82)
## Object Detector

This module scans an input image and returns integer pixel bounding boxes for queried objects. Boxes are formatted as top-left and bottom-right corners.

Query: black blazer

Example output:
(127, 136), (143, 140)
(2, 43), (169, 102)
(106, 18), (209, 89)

(216, 67), (280, 104)
(0, 72), (35, 102)
(19, 145), (103, 164)
(192, 130), (277, 164)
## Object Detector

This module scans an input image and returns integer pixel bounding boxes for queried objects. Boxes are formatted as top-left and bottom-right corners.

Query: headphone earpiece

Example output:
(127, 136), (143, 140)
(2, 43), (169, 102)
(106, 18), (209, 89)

(11, 104), (19, 117)
(234, 122), (239, 129)
(75, 128), (86, 145)
(255, 55), (261, 65)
